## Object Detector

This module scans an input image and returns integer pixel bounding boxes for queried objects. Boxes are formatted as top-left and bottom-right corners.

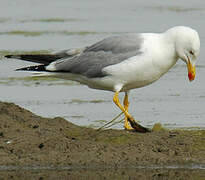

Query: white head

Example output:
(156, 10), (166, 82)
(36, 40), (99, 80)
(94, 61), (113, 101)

(166, 26), (200, 81)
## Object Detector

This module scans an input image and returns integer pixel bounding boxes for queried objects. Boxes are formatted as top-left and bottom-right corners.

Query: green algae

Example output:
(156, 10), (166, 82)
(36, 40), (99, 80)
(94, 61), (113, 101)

(148, 6), (204, 13)
(0, 30), (103, 37)
(0, 18), (10, 23)
(20, 18), (83, 23)
(0, 31), (45, 36)
(152, 123), (166, 132)
(69, 99), (107, 104)
(0, 76), (78, 86)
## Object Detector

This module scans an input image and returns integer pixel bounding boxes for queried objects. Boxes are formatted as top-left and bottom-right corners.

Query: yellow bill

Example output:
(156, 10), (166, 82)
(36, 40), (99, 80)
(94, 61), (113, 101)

(187, 58), (195, 81)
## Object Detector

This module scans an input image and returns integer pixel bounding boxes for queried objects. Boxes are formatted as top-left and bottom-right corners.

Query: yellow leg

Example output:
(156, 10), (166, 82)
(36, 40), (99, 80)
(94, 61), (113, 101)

(113, 92), (135, 128)
(123, 92), (133, 130)
(113, 91), (150, 133)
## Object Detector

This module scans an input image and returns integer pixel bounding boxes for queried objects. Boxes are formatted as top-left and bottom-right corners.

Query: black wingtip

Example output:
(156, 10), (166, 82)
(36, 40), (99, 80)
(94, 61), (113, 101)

(4, 54), (60, 65)
(16, 65), (47, 72)
(5, 54), (22, 59)
(15, 67), (28, 71)
(5, 55), (13, 58)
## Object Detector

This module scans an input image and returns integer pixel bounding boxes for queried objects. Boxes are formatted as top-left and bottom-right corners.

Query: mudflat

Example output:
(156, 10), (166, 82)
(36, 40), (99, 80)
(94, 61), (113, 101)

(0, 101), (204, 179)
(0, 101), (204, 169)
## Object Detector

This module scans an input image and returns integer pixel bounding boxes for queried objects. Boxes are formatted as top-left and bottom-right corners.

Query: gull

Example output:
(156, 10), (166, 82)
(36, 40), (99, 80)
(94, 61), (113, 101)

(5, 26), (200, 132)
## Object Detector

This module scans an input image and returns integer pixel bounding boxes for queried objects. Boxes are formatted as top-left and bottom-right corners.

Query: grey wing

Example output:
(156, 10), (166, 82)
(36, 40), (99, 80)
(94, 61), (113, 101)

(84, 33), (143, 54)
(47, 34), (143, 78)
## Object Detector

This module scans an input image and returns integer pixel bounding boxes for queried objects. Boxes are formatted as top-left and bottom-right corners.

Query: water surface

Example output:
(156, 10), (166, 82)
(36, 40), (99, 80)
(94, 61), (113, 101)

(0, 0), (205, 129)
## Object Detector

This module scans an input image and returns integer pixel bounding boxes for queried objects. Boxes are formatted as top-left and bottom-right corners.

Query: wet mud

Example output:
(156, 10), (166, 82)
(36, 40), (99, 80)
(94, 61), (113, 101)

(0, 101), (204, 179)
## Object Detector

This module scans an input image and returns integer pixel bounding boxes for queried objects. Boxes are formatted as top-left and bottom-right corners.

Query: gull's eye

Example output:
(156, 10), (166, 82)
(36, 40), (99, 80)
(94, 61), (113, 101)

(189, 50), (194, 55)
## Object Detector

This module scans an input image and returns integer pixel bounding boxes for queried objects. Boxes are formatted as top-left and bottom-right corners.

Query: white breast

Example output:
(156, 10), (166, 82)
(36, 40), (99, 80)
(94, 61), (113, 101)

(102, 33), (178, 92)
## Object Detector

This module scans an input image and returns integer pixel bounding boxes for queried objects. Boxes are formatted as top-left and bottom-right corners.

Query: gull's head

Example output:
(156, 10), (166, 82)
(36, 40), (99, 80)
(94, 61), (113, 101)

(167, 26), (200, 81)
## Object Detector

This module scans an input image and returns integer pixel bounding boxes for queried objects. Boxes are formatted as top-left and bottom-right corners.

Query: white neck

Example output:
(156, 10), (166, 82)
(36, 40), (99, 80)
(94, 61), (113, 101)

(151, 32), (179, 76)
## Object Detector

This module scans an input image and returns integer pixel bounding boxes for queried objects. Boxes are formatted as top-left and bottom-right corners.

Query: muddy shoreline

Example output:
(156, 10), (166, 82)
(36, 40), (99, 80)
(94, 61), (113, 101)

(0, 101), (204, 169)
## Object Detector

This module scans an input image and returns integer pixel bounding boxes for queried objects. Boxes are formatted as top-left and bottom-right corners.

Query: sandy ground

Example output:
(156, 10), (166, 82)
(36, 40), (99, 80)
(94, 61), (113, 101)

(0, 101), (204, 179)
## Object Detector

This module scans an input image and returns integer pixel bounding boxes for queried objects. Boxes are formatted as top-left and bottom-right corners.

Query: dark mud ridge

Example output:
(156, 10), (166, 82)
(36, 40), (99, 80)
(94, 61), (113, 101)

(0, 101), (204, 169)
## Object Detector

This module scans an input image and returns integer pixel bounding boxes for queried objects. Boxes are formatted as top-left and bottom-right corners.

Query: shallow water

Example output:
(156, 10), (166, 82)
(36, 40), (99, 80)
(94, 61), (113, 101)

(0, 0), (205, 129)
